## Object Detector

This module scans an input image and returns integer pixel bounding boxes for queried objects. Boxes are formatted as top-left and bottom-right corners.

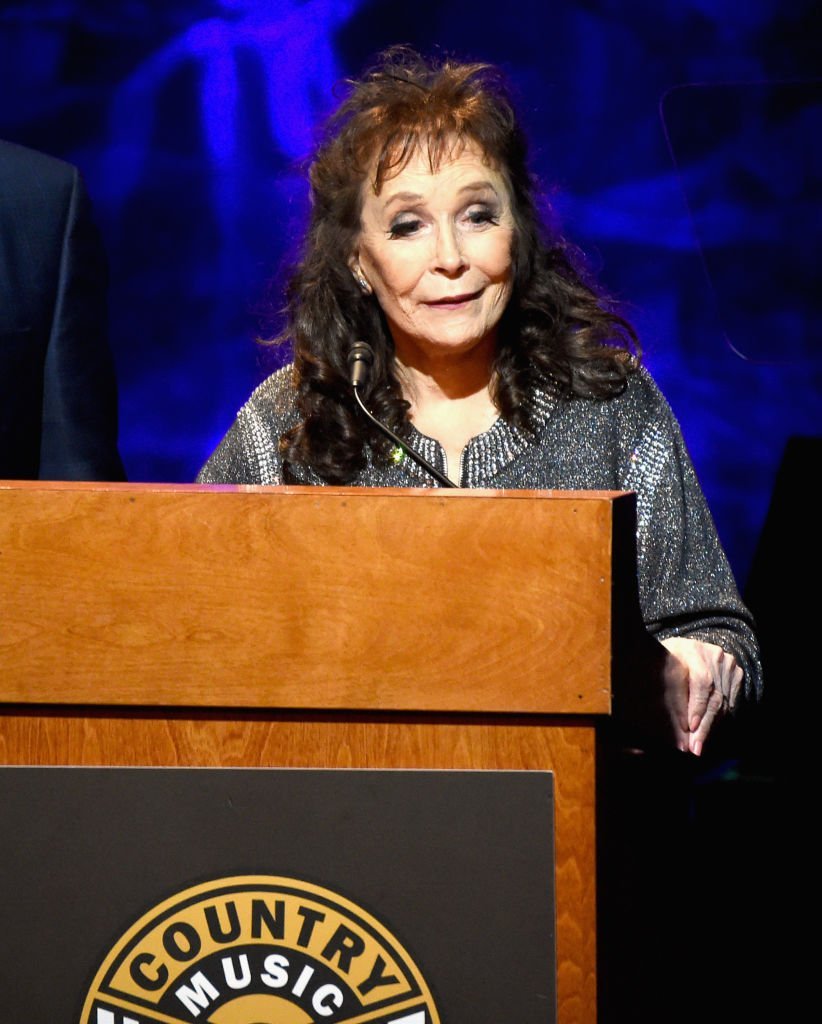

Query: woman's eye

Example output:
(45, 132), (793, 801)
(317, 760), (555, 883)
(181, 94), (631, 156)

(387, 217), (423, 239)
(465, 205), (499, 226)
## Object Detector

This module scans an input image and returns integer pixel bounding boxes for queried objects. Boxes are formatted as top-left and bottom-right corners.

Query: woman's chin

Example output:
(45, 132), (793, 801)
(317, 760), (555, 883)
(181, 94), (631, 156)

(394, 329), (498, 365)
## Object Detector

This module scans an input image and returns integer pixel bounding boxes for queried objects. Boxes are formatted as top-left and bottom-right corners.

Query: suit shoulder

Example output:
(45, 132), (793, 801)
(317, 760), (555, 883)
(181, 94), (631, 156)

(0, 139), (77, 191)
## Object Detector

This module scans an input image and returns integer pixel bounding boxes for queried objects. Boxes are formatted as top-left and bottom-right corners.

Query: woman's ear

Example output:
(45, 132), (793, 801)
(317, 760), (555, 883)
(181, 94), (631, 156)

(348, 256), (372, 295)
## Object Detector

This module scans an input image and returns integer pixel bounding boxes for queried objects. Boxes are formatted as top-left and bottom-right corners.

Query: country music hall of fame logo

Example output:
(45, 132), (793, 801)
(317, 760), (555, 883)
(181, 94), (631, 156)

(81, 875), (441, 1024)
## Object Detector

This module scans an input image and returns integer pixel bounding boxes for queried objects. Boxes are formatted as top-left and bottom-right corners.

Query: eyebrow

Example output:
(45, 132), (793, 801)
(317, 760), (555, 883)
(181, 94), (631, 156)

(381, 180), (502, 211)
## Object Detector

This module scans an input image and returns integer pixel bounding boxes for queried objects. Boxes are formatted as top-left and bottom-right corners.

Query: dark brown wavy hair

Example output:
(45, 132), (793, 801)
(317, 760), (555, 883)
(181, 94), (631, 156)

(275, 45), (640, 483)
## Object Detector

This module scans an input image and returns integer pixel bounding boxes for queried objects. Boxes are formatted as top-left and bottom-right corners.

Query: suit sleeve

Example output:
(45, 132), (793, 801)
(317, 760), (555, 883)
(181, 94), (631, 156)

(38, 166), (126, 480)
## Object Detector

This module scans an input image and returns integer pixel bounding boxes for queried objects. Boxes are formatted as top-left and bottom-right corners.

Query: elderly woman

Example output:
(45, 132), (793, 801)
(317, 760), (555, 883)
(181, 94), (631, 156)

(197, 46), (762, 756)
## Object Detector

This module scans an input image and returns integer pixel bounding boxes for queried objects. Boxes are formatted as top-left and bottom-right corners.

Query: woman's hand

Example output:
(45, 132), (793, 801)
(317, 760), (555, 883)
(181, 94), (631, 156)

(659, 637), (743, 756)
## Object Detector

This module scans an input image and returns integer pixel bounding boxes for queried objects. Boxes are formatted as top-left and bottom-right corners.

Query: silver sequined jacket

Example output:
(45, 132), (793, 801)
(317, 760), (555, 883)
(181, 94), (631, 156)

(197, 364), (763, 699)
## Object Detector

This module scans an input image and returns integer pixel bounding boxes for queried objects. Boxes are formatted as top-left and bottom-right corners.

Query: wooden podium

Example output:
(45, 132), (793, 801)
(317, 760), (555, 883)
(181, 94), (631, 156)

(0, 481), (642, 1022)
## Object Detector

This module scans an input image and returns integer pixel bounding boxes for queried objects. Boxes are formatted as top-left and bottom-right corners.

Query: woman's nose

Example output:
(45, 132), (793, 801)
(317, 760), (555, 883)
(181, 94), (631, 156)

(432, 223), (466, 274)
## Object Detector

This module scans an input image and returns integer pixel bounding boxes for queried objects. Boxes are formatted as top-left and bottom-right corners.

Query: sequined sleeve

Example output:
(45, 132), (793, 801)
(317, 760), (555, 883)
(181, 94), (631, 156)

(624, 380), (762, 699)
(196, 369), (296, 485)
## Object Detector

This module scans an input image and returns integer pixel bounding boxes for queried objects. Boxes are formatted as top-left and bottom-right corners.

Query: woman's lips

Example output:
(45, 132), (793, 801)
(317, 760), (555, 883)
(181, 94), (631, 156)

(424, 289), (483, 308)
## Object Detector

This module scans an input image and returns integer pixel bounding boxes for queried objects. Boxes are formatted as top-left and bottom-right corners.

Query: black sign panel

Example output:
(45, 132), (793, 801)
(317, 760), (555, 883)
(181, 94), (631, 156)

(0, 767), (556, 1022)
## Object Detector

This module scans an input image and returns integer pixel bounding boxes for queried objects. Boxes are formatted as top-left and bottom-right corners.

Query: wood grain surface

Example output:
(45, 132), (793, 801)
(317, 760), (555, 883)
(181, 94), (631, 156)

(0, 482), (631, 714)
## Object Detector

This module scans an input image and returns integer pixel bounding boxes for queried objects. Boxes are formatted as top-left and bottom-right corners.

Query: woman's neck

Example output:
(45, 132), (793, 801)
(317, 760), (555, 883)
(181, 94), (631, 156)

(395, 334), (496, 403)
(395, 342), (499, 484)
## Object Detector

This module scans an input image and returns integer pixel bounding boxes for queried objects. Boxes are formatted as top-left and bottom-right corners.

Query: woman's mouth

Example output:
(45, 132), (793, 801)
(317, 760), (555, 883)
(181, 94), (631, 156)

(424, 289), (483, 309)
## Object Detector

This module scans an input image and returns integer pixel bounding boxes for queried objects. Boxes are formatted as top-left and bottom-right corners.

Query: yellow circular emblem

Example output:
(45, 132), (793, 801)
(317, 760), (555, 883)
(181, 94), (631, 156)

(80, 875), (440, 1023)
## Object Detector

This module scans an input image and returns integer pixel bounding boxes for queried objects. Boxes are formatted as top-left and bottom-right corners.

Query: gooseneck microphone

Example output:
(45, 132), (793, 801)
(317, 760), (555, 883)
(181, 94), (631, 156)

(347, 341), (456, 489)
(347, 340), (373, 389)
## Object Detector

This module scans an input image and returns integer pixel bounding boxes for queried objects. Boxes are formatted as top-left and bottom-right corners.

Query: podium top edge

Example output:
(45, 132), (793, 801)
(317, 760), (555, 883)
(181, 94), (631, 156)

(0, 480), (634, 502)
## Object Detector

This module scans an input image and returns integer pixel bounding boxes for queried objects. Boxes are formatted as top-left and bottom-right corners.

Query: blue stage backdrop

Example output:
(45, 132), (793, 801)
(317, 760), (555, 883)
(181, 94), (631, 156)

(0, 0), (819, 591)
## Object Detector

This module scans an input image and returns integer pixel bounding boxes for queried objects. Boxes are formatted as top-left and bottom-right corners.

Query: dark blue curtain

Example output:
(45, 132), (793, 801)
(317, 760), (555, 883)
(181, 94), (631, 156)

(1, 0), (819, 592)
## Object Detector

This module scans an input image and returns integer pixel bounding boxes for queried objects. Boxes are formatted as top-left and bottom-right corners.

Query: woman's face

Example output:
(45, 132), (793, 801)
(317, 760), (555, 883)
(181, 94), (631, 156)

(350, 142), (515, 369)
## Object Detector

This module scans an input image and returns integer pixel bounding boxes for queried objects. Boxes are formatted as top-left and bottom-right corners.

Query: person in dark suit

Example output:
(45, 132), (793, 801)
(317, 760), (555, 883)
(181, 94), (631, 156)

(0, 139), (126, 480)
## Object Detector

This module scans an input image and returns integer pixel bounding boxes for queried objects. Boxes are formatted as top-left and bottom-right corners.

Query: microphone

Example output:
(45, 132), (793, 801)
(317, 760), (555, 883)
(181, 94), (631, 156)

(346, 341), (456, 489)
(347, 340), (373, 390)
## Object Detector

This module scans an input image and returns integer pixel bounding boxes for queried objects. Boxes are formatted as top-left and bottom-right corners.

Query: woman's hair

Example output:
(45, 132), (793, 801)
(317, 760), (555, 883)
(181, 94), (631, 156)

(275, 45), (640, 484)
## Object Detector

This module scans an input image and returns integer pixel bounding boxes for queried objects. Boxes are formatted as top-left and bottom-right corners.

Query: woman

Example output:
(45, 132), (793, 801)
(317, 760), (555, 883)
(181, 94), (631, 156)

(197, 46), (762, 756)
